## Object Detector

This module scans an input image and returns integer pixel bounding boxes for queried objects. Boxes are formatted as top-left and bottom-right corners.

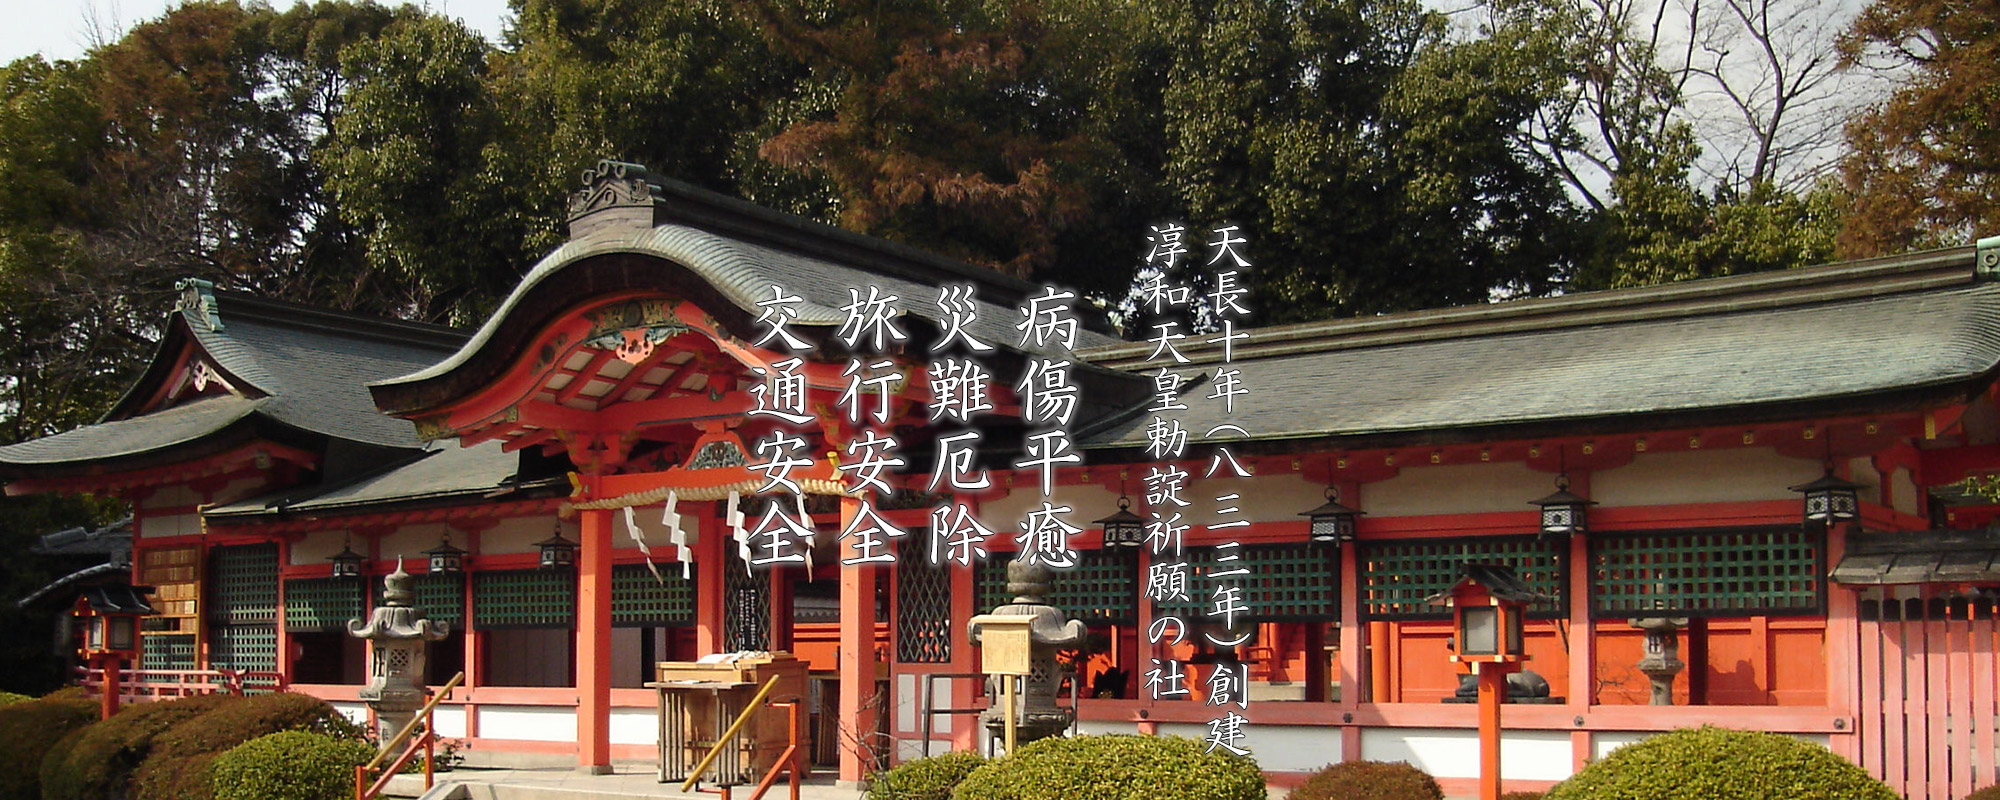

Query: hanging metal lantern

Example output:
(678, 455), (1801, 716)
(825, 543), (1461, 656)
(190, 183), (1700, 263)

(329, 536), (366, 579)
(424, 532), (468, 574)
(1790, 468), (1863, 526)
(1093, 495), (1146, 548)
(1299, 487), (1362, 544)
(537, 523), (578, 570)
(1530, 474), (1595, 537)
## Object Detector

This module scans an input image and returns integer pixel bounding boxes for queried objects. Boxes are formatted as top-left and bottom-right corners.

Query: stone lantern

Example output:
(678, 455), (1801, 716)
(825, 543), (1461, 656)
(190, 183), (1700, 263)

(1627, 616), (1689, 705)
(348, 561), (449, 748)
(968, 561), (1086, 749)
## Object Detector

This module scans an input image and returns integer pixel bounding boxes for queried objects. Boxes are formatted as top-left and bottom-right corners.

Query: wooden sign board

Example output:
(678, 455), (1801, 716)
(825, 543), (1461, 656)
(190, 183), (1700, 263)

(970, 615), (1034, 676)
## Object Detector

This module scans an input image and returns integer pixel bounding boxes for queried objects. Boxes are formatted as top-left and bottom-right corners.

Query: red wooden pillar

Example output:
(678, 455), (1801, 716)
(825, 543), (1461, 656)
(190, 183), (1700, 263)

(576, 506), (614, 773)
(695, 513), (725, 654)
(1477, 664), (1510, 800)
(838, 494), (880, 785)
(1338, 534), (1363, 761)
(1567, 511), (1595, 772)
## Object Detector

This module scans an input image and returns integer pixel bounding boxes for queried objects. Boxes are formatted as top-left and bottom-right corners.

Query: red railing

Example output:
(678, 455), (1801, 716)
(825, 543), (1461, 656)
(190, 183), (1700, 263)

(354, 672), (464, 800)
(78, 667), (287, 700)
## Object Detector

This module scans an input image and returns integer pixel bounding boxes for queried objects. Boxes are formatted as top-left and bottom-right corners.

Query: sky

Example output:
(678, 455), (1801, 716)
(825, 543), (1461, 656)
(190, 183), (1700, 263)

(0, 0), (515, 64)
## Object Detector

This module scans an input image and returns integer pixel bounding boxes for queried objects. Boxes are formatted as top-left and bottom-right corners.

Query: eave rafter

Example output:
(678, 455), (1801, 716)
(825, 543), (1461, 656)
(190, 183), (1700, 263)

(407, 292), (949, 470)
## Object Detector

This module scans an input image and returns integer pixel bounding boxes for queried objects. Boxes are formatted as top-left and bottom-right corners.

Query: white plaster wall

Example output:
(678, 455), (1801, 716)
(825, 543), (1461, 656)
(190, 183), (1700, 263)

(1592, 449), (1818, 507)
(432, 706), (468, 738)
(610, 708), (659, 745)
(290, 531), (347, 565)
(1365, 463), (1556, 517)
(1892, 466), (1919, 516)
(139, 513), (200, 539)
(972, 485), (1115, 541)
(211, 476), (270, 506)
(1076, 720), (1138, 736)
(479, 706), (576, 742)
(1593, 731), (1830, 760)
(331, 702), (369, 727)
(1851, 457), (1881, 506)
(141, 486), (199, 510)
(896, 673), (917, 733)
(1361, 728), (1573, 781)
(1180, 474), (1327, 528)
(1237, 725), (1342, 772)
(379, 524), (448, 567)
(482, 515), (563, 556)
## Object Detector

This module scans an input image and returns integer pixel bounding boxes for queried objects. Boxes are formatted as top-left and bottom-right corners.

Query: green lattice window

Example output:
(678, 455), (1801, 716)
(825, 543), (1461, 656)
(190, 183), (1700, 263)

(613, 563), (695, 626)
(210, 624), (278, 673)
(1148, 543), (1340, 622)
(1591, 527), (1822, 618)
(413, 573), (464, 625)
(284, 577), (363, 632)
(363, 573), (463, 624)
(896, 535), (952, 663)
(208, 544), (278, 625)
(473, 569), (575, 628)
(976, 550), (1136, 625)
(1360, 535), (1565, 620)
(142, 633), (196, 671)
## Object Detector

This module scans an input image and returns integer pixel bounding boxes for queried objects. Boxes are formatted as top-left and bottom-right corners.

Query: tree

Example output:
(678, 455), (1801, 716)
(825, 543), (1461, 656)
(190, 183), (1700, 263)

(1835, 0), (2000, 257)
(319, 14), (533, 324)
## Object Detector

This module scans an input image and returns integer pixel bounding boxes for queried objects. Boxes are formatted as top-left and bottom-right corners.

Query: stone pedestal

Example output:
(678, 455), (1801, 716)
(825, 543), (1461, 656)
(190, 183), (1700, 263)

(1627, 616), (1688, 706)
(968, 562), (1086, 746)
(349, 563), (450, 748)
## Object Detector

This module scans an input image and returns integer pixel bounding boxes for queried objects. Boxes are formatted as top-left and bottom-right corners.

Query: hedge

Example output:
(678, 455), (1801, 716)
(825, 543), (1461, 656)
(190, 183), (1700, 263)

(0, 691), (98, 800)
(866, 750), (985, 800)
(1288, 760), (1443, 800)
(39, 693), (235, 800)
(131, 692), (363, 800)
(1542, 726), (1897, 800)
(210, 730), (375, 800)
(953, 735), (1264, 800)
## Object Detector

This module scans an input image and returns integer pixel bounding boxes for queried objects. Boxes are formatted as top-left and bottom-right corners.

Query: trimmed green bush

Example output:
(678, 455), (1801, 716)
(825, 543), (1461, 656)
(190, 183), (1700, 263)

(952, 735), (1264, 800)
(1543, 726), (1897, 800)
(1966, 786), (2000, 800)
(210, 730), (374, 800)
(0, 693), (32, 707)
(1288, 760), (1442, 800)
(132, 692), (364, 800)
(867, 750), (985, 800)
(40, 693), (235, 800)
(0, 691), (98, 800)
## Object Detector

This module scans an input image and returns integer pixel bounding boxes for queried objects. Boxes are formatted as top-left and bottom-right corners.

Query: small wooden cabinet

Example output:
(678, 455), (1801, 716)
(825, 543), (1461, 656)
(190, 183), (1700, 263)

(650, 652), (810, 785)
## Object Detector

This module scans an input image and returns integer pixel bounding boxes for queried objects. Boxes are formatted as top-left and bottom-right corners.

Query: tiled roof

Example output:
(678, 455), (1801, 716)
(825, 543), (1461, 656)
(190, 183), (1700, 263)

(1832, 528), (2000, 585)
(0, 395), (265, 466)
(205, 441), (529, 518)
(0, 288), (466, 473)
(1081, 245), (1996, 450)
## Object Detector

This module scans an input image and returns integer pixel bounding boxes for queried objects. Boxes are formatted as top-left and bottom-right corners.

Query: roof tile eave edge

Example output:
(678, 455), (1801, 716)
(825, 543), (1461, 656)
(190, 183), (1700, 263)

(1077, 246), (1980, 366)
(1079, 373), (1997, 453)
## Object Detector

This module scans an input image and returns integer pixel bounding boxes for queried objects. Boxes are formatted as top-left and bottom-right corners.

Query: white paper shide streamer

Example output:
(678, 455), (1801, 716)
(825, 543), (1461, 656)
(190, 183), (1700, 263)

(663, 491), (690, 579)
(728, 490), (750, 573)
(623, 505), (665, 584)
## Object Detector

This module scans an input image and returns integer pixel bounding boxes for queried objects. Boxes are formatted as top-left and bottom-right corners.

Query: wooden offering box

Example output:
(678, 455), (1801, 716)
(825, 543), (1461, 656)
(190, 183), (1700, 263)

(649, 652), (810, 785)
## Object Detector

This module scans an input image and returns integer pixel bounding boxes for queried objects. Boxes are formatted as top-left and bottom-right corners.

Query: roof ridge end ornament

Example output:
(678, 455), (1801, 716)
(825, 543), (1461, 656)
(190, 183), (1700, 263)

(1977, 234), (1999, 281)
(174, 277), (223, 332)
(567, 158), (663, 238)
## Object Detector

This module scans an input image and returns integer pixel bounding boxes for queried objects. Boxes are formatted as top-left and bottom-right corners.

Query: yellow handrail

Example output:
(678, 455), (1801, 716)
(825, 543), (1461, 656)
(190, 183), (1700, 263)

(679, 675), (782, 792)
(365, 672), (465, 772)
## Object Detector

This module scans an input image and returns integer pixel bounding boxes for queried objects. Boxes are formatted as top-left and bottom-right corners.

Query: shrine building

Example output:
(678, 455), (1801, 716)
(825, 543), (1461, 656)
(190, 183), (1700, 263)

(7, 160), (2000, 799)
